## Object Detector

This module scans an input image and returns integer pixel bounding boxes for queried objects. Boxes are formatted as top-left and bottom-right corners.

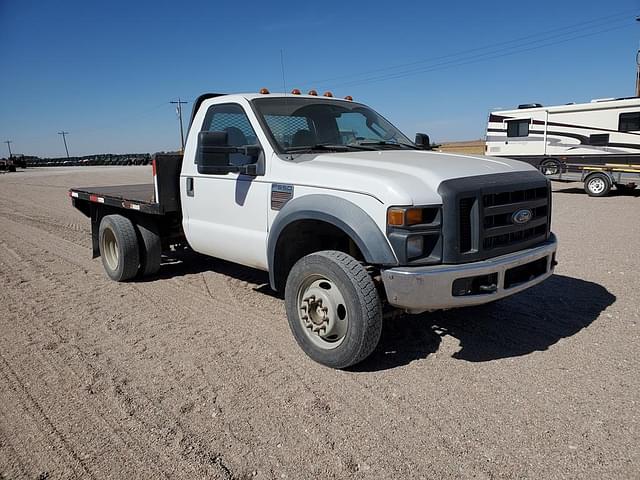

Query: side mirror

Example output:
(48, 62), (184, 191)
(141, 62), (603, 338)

(415, 133), (431, 150)
(196, 131), (262, 175)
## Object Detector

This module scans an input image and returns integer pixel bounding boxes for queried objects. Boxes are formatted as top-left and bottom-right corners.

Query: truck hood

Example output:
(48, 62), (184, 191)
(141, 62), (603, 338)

(276, 150), (538, 205)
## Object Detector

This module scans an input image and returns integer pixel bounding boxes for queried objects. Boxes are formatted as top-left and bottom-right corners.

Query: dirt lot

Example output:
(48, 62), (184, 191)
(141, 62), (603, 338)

(0, 166), (638, 480)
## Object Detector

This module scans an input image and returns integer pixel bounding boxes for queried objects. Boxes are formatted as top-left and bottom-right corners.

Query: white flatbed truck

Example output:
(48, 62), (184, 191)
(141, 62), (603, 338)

(70, 91), (558, 368)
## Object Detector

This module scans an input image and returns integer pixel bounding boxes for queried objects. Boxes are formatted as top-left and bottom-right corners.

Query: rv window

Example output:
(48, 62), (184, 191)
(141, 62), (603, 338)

(618, 112), (640, 132)
(506, 119), (529, 137)
(589, 134), (609, 146)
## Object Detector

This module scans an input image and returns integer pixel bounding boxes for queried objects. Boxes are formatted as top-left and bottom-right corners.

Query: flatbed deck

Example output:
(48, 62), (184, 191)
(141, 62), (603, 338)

(69, 153), (183, 216)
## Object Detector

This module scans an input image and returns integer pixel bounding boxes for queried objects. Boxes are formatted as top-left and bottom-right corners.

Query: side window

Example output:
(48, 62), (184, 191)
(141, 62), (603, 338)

(618, 112), (640, 132)
(506, 119), (530, 137)
(201, 103), (258, 167)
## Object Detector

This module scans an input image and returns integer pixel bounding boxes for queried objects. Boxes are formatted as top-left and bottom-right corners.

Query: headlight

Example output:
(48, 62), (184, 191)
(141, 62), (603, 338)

(386, 205), (442, 265)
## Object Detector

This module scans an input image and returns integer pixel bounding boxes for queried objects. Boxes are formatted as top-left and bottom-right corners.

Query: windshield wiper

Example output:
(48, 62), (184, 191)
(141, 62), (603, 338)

(284, 143), (376, 153)
(351, 141), (419, 150)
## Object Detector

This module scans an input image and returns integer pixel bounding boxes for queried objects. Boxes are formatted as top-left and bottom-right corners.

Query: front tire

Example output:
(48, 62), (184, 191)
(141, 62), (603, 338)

(584, 173), (611, 197)
(284, 251), (382, 369)
(99, 214), (140, 281)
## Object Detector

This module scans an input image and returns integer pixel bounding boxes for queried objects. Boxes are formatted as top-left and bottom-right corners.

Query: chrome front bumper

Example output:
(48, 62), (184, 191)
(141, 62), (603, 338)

(381, 235), (558, 313)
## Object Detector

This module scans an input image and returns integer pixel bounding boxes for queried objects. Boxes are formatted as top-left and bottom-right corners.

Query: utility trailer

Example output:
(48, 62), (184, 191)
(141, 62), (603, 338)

(540, 162), (640, 197)
(69, 154), (185, 279)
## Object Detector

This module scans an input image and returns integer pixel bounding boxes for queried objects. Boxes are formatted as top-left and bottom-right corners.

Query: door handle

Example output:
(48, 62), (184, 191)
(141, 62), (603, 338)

(186, 177), (194, 197)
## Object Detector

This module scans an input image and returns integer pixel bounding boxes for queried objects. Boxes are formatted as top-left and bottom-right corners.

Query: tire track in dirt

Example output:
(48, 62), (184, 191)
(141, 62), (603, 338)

(0, 210), (425, 477)
(0, 225), (235, 479)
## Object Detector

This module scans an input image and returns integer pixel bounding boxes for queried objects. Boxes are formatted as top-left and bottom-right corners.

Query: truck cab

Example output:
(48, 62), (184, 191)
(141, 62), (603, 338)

(71, 91), (558, 368)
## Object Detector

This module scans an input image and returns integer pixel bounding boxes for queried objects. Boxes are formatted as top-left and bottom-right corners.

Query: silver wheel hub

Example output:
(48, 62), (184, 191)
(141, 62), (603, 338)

(589, 178), (605, 194)
(297, 276), (348, 350)
(101, 227), (119, 271)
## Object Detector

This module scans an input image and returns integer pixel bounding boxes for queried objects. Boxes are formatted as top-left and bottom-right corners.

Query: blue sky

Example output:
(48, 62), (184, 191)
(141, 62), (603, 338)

(1, 0), (639, 157)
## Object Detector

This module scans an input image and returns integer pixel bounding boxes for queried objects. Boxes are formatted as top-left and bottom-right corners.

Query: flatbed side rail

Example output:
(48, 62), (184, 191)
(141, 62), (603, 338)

(68, 188), (162, 215)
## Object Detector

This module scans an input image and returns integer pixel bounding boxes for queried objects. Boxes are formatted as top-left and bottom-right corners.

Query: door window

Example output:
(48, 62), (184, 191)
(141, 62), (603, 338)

(202, 104), (258, 166)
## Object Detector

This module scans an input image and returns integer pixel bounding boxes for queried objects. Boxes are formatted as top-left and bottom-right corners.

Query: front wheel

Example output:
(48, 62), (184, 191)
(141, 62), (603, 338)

(284, 251), (382, 369)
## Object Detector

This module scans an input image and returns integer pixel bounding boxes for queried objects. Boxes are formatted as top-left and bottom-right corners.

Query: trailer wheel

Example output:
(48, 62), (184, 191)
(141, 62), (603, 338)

(584, 173), (611, 197)
(99, 215), (140, 282)
(540, 159), (561, 176)
(136, 221), (161, 277)
(284, 250), (382, 369)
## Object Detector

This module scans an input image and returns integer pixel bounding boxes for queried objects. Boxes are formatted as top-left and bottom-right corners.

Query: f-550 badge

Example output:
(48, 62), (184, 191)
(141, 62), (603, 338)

(271, 184), (294, 211)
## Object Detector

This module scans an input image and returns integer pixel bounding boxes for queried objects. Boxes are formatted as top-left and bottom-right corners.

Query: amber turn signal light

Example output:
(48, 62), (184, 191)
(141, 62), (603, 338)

(387, 207), (423, 226)
(259, 88), (270, 94)
(405, 208), (423, 225)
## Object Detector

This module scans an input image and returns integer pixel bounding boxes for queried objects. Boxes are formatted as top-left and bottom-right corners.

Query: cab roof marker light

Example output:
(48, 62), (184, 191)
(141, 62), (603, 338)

(259, 88), (270, 94)
(308, 90), (318, 96)
(323, 91), (333, 97)
(344, 95), (353, 101)
(291, 88), (301, 95)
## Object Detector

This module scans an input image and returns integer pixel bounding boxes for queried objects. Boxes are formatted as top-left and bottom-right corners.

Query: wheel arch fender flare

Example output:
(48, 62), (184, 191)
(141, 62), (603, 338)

(267, 194), (397, 291)
(585, 171), (614, 184)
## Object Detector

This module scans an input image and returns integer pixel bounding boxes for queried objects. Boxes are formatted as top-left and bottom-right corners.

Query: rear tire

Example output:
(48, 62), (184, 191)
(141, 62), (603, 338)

(99, 215), (140, 281)
(540, 159), (561, 176)
(136, 221), (161, 277)
(584, 173), (611, 197)
(284, 250), (382, 369)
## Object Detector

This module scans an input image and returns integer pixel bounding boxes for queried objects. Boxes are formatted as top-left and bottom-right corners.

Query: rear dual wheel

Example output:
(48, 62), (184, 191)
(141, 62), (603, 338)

(98, 214), (161, 281)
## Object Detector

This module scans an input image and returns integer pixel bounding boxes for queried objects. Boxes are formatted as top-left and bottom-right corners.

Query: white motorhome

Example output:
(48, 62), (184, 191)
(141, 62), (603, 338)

(485, 97), (640, 173)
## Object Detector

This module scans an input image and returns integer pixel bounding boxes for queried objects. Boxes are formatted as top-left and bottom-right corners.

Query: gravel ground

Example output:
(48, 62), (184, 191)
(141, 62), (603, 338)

(0, 166), (638, 480)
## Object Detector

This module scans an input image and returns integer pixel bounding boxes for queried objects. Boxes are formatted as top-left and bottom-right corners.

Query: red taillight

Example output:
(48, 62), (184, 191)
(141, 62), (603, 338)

(152, 158), (157, 177)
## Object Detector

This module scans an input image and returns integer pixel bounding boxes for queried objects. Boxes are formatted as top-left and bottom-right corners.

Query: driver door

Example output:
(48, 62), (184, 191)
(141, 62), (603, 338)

(182, 103), (270, 270)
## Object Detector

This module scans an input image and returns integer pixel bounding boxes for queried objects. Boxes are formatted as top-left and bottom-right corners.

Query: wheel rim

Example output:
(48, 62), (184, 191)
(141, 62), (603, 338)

(542, 162), (559, 175)
(296, 274), (349, 350)
(101, 227), (119, 271)
(589, 177), (606, 194)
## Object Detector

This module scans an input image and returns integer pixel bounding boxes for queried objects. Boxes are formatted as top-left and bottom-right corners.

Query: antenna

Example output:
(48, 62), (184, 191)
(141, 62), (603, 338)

(280, 49), (287, 94)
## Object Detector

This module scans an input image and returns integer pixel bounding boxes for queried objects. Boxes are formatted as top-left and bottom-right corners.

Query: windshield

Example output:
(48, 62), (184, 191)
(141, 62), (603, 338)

(251, 97), (415, 153)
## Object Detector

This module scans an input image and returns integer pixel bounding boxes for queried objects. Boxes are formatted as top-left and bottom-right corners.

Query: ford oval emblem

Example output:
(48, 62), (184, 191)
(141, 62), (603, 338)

(512, 208), (533, 225)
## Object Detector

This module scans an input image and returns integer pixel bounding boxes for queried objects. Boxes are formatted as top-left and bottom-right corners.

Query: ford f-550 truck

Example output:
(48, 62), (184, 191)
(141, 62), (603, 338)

(70, 91), (558, 368)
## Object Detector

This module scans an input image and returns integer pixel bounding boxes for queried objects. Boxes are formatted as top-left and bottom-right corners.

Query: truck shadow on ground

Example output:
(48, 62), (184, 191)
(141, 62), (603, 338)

(352, 274), (615, 372)
(143, 253), (615, 373)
